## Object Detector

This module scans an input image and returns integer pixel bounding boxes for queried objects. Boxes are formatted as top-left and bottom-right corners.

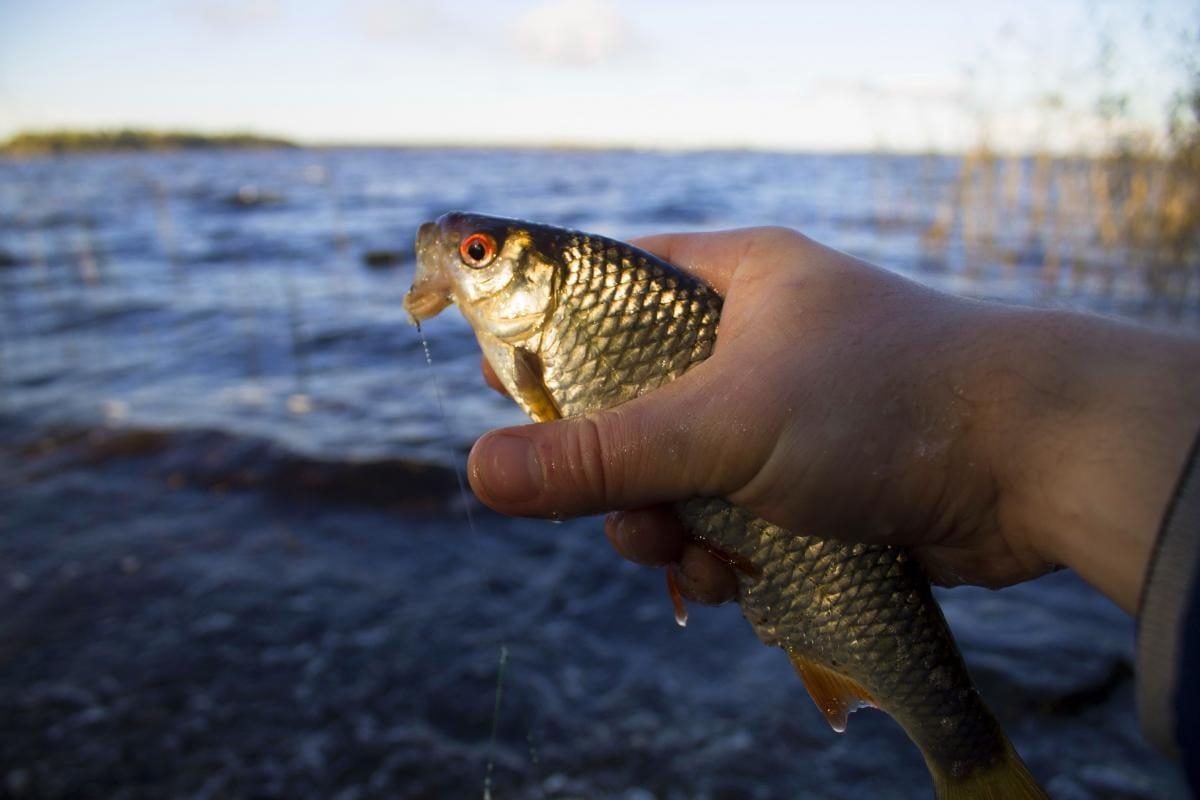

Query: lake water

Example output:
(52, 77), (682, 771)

(0, 148), (1192, 798)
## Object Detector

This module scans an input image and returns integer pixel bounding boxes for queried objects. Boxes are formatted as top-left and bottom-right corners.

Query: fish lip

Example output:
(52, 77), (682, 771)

(404, 220), (454, 324)
(403, 287), (452, 323)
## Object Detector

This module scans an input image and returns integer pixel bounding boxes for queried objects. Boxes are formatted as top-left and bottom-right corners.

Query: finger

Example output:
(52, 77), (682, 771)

(672, 543), (739, 605)
(466, 357), (756, 518)
(628, 231), (743, 294)
(480, 356), (508, 396)
(629, 227), (802, 295)
(604, 507), (686, 566)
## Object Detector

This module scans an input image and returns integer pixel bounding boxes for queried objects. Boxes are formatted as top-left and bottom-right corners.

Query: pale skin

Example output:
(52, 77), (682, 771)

(467, 227), (1200, 615)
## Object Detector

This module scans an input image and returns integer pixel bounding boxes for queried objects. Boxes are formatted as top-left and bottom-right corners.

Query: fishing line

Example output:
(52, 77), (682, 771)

(415, 322), (478, 537)
(482, 643), (509, 800)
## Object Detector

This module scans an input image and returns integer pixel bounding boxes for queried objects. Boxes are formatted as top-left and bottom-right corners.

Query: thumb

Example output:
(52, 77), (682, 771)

(467, 360), (738, 518)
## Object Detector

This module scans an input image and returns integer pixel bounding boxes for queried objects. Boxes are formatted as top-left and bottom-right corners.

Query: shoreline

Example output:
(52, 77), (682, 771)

(0, 129), (297, 157)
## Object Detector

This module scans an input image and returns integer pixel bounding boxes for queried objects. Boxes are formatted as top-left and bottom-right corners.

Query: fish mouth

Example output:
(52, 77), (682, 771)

(403, 289), (452, 323)
(404, 221), (454, 324)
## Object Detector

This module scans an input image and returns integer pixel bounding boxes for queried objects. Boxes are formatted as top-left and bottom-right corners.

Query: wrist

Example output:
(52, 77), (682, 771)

(971, 308), (1200, 612)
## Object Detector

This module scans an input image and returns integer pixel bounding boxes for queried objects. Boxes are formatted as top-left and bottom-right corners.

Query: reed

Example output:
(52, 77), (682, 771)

(923, 93), (1200, 314)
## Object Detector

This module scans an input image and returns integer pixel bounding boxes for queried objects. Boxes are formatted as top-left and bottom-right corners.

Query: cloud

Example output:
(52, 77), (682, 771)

(348, 0), (442, 42)
(183, 0), (281, 33)
(512, 0), (635, 67)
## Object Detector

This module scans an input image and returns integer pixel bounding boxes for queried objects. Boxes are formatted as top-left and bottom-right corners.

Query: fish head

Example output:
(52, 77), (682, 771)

(406, 212), (557, 344)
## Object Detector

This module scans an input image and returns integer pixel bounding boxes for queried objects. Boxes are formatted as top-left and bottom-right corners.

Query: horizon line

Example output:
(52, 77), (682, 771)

(0, 131), (1154, 161)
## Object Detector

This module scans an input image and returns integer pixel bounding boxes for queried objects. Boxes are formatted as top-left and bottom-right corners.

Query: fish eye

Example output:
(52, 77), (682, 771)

(459, 232), (497, 268)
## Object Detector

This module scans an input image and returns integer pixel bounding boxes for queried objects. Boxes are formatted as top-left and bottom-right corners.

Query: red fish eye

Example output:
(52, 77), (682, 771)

(459, 232), (497, 267)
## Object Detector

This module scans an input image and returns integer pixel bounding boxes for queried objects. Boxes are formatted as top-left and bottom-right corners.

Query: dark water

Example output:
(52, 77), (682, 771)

(0, 148), (1191, 798)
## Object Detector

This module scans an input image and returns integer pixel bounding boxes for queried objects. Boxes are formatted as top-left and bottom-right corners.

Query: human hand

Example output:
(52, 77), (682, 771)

(470, 227), (1200, 613)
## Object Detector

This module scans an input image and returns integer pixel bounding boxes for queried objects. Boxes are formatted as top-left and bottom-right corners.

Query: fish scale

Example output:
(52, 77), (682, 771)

(537, 234), (1006, 778)
(678, 498), (1006, 778)
(538, 231), (720, 412)
(508, 226), (1022, 786)
(406, 212), (1048, 799)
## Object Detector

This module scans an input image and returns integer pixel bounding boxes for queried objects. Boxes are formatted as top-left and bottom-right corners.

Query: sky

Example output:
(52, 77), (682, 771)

(0, 0), (1196, 153)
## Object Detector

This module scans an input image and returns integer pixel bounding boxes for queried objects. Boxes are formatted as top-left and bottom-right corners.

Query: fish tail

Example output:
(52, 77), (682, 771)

(929, 742), (1048, 800)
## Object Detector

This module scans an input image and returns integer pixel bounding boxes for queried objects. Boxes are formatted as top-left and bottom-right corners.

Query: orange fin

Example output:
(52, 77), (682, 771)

(512, 346), (562, 423)
(665, 565), (688, 627)
(788, 653), (877, 733)
(930, 742), (1049, 800)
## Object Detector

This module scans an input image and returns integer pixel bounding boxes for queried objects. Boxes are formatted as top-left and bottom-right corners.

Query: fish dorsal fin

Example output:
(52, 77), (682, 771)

(512, 346), (562, 423)
(788, 652), (877, 733)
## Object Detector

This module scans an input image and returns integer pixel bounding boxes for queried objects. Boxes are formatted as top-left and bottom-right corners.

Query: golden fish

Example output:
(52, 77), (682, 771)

(405, 212), (1048, 800)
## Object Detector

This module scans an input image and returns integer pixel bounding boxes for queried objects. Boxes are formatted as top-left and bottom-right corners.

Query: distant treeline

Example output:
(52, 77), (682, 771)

(1, 129), (296, 155)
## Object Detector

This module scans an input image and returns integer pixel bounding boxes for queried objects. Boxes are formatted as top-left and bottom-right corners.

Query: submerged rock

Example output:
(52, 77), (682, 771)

(361, 249), (406, 269)
(7, 425), (463, 512)
(227, 185), (284, 208)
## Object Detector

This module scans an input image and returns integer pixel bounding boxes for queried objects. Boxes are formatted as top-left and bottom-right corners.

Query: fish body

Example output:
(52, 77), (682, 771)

(406, 212), (1047, 799)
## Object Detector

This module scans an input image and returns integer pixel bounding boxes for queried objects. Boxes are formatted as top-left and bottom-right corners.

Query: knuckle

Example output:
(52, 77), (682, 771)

(743, 226), (803, 260)
(556, 413), (619, 507)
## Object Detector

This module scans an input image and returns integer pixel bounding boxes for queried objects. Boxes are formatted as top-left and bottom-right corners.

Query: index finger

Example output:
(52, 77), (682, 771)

(628, 227), (784, 295)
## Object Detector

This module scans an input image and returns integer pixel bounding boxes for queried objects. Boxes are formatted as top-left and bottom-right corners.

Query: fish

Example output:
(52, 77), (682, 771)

(405, 211), (1049, 800)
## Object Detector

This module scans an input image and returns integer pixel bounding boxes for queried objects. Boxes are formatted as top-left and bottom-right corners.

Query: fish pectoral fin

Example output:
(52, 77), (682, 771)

(665, 565), (689, 627)
(788, 653), (877, 733)
(513, 347), (562, 423)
